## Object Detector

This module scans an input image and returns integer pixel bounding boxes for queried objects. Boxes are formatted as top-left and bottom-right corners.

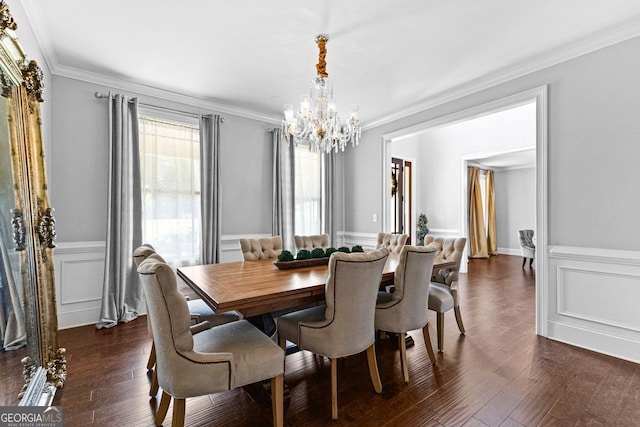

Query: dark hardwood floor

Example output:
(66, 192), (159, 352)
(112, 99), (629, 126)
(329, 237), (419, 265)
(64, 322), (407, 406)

(2, 254), (639, 426)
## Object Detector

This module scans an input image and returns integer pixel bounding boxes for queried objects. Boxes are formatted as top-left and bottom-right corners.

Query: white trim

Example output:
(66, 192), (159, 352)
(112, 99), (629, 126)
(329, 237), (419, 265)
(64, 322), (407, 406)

(547, 321), (640, 365)
(23, 1), (640, 130)
(547, 245), (640, 364)
(364, 18), (640, 129)
(54, 240), (105, 254)
(338, 231), (378, 249)
(426, 228), (461, 237)
(549, 246), (640, 266)
(557, 267), (640, 333)
(498, 247), (521, 256)
(18, 2), (283, 122)
(381, 86), (548, 322)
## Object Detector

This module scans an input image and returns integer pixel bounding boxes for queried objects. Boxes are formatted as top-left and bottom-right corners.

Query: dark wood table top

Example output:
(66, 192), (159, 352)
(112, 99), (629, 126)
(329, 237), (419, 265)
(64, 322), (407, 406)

(177, 253), (454, 317)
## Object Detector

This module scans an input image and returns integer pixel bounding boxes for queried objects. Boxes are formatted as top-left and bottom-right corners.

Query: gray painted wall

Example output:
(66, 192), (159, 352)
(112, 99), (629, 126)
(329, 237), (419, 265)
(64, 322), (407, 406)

(346, 35), (640, 252)
(495, 167), (536, 251)
(13, 3), (640, 255)
(48, 76), (275, 242)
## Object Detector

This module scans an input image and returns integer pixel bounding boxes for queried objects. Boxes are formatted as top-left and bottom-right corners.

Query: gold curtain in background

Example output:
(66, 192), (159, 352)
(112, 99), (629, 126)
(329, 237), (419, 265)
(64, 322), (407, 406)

(486, 169), (497, 256)
(469, 166), (488, 258)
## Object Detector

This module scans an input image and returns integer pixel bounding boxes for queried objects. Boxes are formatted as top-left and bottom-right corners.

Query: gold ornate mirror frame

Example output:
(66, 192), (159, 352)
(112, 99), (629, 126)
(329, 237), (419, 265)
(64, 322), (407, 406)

(0, 0), (65, 403)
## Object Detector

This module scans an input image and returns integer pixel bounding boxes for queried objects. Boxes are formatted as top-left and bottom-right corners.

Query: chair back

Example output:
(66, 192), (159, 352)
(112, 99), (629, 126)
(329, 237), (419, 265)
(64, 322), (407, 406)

(376, 232), (408, 253)
(133, 243), (156, 267)
(377, 246), (436, 332)
(294, 234), (329, 251)
(299, 248), (389, 358)
(424, 235), (466, 285)
(518, 229), (535, 249)
(239, 236), (283, 261)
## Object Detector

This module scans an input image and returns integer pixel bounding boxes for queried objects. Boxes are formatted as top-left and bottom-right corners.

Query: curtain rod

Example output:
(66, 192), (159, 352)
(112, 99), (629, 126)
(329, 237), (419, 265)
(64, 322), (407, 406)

(94, 92), (224, 123)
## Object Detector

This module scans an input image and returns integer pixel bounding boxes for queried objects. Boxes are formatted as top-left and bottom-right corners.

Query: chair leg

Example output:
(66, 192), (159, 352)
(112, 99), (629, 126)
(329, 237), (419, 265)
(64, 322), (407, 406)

(454, 306), (466, 335)
(271, 374), (284, 427)
(331, 358), (338, 420)
(398, 333), (409, 383)
(171, 398), (185, 427)
(421, 325), (437, 365)
(522, 257), (526, 268)
(530, 258), (534, 268)
(147, 342), (156, 371)
(155, 391), (171, 426)
(278, 336), (287, 351)
(436, 312), (445, 352)
(366, 343), (383, 393)
(150, 368), (159, 396)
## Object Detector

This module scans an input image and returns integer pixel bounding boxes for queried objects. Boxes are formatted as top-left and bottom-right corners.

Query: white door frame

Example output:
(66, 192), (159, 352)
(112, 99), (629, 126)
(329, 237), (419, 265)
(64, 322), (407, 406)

(380, 85), (548, 336)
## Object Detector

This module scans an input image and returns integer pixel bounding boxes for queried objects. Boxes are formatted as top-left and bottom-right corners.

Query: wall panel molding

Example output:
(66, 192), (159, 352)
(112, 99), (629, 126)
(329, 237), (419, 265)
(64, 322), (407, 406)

(547, 245), (640, 363)
(54, 241), (105, 329)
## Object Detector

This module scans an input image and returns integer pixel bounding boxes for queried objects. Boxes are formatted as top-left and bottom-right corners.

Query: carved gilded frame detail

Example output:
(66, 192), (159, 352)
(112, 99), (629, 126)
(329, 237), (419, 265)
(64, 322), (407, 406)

(0, 0), (65, 400)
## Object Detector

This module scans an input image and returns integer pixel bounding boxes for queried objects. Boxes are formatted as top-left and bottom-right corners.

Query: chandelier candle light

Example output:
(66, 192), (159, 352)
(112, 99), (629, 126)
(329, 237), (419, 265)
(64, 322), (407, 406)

(283, 34), (361, 154)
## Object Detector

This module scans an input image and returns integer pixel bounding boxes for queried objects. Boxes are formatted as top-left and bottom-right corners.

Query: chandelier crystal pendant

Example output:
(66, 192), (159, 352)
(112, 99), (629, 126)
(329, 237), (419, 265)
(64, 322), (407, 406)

(282, 34), (361, 154)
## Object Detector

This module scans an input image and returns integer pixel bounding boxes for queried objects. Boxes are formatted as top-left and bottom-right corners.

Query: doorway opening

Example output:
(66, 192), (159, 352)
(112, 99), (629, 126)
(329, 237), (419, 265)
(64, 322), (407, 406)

(380, 86), (548, 336)
(390, 157), (413, 241)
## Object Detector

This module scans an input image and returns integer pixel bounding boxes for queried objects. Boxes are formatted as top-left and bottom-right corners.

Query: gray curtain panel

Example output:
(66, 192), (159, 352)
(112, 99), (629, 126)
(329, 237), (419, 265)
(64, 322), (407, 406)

(97, 94), (143, 329)
(199, 114), (221, 264)
(272, 129), (296, 252)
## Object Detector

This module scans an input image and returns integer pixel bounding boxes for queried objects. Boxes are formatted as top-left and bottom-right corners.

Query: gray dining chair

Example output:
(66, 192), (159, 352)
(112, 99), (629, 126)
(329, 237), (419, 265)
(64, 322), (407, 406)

(239, 236), (283, 260)
(137, 254), (285, 427)
(518, 229), (535, 268)
(376, 232), (409, 253)
(133, 244), (239, 397)
(424, 235), (467, 352)
(276, 248), (389, 420)
(294, 233), (330, 251)
(375, 245), (437, 383)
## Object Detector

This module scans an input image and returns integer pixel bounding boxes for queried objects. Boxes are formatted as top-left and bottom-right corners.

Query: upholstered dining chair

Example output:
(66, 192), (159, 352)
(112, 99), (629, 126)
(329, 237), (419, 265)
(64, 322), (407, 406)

(376, 232), (409, 253)
(239, 236), (283, 261)
(294, 233), (330, 251)
(375, 245), (437, 383)
(276, 248), (389, 420)
(518, 229), (535, 268)
(424, 235), (467, 352)
(132, 244), (239, 397)
(137, 254), (285, 427)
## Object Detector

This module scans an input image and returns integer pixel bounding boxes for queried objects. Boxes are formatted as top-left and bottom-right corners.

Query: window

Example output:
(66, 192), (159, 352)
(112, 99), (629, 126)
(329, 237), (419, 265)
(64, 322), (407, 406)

(294, 146), (321, 235)
(139, 114), (201, 267)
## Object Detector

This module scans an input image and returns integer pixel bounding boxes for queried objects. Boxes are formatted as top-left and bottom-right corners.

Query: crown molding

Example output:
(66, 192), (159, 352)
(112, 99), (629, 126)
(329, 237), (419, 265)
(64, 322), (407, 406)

(53, 63), (282, 124)
(19, 1), (282, 124)
(18, 0), (640, 129)
(364, 17), (640, 130)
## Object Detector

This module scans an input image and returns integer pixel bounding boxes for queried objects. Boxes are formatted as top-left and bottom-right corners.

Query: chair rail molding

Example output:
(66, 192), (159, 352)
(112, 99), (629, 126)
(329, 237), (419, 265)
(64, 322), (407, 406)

(546, 245), (640, 364)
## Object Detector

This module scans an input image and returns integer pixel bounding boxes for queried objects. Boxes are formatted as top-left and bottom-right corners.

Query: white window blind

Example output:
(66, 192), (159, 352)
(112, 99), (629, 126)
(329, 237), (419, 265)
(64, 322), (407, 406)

(294, 146), (321, 236)
(139, 115), (201, 267)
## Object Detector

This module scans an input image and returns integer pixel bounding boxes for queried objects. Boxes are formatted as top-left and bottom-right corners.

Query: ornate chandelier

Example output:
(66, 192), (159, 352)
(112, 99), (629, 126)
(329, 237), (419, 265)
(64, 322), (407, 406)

(282, 35), (361, 154)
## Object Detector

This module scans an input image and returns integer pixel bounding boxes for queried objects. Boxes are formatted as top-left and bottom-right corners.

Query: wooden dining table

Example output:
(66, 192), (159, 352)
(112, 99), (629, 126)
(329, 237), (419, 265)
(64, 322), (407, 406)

(177, 252), (455, 319)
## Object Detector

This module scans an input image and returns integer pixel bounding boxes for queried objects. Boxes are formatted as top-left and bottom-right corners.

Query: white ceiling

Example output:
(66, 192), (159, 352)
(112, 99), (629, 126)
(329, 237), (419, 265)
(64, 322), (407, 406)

(19, 0), (640, 126)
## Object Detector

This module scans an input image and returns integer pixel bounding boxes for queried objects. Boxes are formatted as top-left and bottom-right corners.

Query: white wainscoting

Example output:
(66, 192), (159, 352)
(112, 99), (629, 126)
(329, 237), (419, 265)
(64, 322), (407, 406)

(338, 231), (376, 250)
(54, 241), (106, 329)
(547, 246), (640, 364)
(498, 247), (521, 256)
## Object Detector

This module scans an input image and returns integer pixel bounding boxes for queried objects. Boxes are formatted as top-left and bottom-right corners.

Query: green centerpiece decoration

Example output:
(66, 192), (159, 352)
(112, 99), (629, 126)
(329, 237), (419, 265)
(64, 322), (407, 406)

(273, 244), (370, 269)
